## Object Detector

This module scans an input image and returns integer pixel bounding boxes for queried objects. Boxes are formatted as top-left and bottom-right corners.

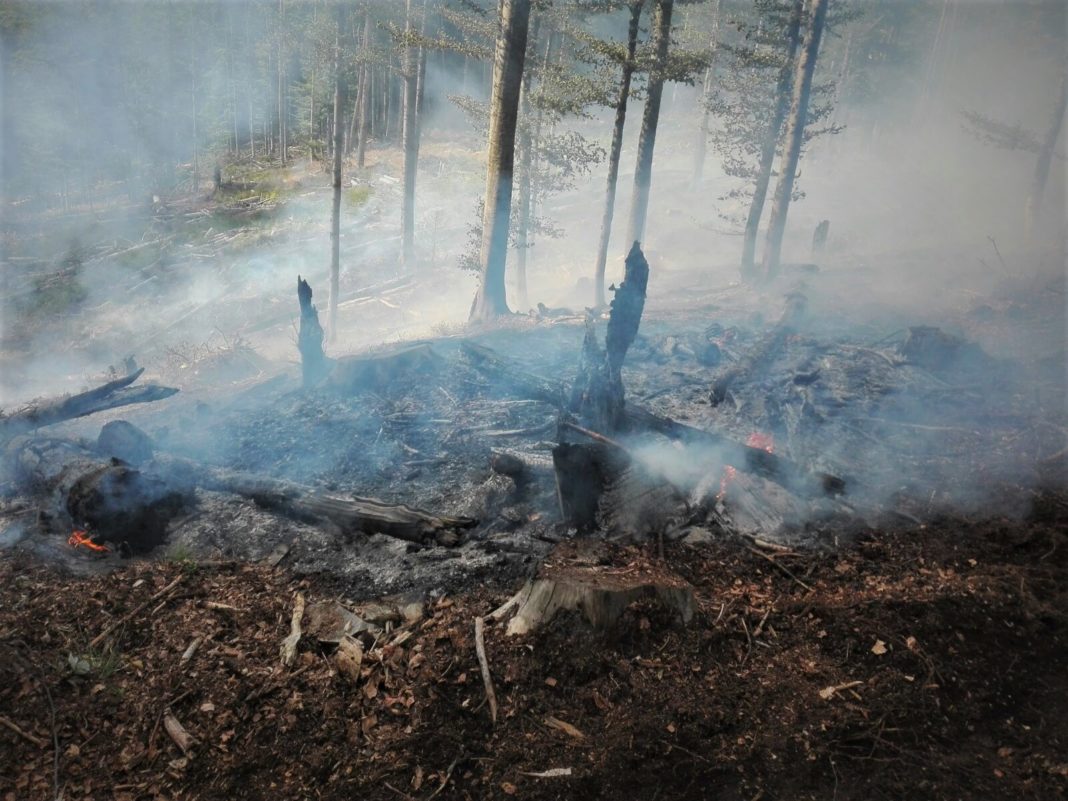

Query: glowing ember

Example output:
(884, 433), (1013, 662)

(68, 529), (109, 553)
(717, 433), (775, 501)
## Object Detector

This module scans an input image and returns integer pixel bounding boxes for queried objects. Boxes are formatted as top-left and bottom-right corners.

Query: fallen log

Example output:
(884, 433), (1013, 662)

(459, 343), (846, 498)
(7, 433), (476, 551)
(709, 292), (806, 407)
(0, 368), (178, 444)
(154, 454), (475, 546)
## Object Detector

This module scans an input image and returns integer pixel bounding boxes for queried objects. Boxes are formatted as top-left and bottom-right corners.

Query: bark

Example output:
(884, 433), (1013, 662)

(760, 0), (828, 281)
(740, 0), (804, 280)
(594, 0), (644, 309)
(470, 0), (532, 321)
(329, 7), (345, 342)
(401, 0), (420, 271)
(625, 0), (673, 246)
(0, 369), (178, 445)
(1025, 71), (1068, 235)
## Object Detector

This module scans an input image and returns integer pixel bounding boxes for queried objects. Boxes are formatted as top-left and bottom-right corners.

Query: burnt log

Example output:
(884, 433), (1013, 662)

(154, 455), (476, 546)
(460, 342), (846, 498)
(8, 437), (189, 554)
(297, 276), (332, 387)
(710, 292), (807, 406)
(0, 368), (177, 445)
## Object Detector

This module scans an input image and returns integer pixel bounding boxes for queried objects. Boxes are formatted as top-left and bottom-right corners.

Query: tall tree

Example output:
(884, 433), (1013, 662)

(328, 5), (346, 341)
(691, 0), (721, 185)
(401, 0), (420, 270)
(739, 0), (803, 279)
(594, 0), (645, 308)
(625, 0), (673, 246)
(470, 0), (532, 321)
(356, 11), (372, 168)
(760, 0), (828, 280)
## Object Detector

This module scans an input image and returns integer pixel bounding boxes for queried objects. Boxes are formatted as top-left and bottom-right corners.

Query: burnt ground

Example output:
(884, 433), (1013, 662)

(1, 502), (1066, 801)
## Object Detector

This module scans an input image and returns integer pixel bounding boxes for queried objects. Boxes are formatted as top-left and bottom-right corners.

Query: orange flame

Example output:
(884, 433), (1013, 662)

(69, 529), (109, 553)
(717, 432), (775, 501)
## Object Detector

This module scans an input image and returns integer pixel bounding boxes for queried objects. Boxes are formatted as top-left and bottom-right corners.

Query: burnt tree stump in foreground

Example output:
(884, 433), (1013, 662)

(490, 541), (695, 635)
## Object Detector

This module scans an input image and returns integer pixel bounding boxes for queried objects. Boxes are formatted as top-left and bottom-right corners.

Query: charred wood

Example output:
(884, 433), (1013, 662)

(8, 437), (189, 554)
(297, 276), (332, 387)
(0, 368), (178, 445)
(570, 242), (649, 432)
(461, 342), (846, 498)
(155, 455), (475, 546)
(709, 292), (807, 407)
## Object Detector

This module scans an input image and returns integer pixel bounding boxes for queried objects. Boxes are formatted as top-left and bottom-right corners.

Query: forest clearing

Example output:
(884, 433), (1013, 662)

(1, 1), (1065, 799)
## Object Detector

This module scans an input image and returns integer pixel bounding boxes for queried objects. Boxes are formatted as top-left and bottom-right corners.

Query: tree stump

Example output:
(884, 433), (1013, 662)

(491, 542), (695, 635)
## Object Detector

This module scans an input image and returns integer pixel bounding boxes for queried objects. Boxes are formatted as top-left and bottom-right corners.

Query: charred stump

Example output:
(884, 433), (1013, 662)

(570, 241), (650, 433)
(297, 276), (331, 387)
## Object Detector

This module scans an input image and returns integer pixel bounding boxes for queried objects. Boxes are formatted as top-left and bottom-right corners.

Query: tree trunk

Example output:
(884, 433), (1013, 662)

(740, 0), (803, 280)
(277, 1), (287, 164)
(356, 12), (372, 167)
(470, 0), (532, 321)
(594, 0), (644, 308)
(298, 276), (331, 387)
(513, 16), (542, 312)
(625, 0), (673, 246)
(760, 0), (828, 281)
(692, 0), (720, 186)
(1025, 71), (1068, 235)
(329, 8), (345, 342)
(401, 0), (420, 271)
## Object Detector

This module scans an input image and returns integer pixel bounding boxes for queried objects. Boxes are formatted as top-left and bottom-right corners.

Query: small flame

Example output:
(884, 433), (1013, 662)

(69, 529), (109, 553)
(717, 432), (775, 501)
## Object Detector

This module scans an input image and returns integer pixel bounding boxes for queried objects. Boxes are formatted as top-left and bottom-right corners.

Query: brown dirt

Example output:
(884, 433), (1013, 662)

(2, 506), (1066, 801)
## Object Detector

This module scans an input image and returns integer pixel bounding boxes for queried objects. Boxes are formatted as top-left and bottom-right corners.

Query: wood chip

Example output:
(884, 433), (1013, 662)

(336, 635), (364, 682)
(280, 592), (306, 667)
(163, 712), (195, 755)
(544, 716), (585, 740)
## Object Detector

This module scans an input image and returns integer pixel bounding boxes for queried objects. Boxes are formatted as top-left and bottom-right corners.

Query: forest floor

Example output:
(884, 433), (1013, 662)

(1, 501), (1066, 801)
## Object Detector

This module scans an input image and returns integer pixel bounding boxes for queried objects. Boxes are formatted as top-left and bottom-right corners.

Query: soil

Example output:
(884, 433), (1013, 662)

(2, 499), (1065, 801)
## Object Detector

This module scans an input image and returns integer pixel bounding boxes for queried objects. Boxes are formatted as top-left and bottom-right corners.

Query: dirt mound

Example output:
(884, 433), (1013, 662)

(1, 508), (1066, 800)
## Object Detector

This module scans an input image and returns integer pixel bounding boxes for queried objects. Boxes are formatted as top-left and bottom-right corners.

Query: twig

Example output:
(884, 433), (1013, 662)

(747, 547), (814, 593)
(0, 715), (46, 748)
(89, 573), (184, 649)
(427, 756), (460, 801)
(384, 782), (417, 801)
(987, 236), (1010, 275)
(473, 617), (498, 725)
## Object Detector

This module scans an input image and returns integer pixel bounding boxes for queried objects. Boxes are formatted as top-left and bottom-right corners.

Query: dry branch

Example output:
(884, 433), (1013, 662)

(0, 368), (178, 444)
(280, 592), (306, 667)
(473, 616), (498, 724)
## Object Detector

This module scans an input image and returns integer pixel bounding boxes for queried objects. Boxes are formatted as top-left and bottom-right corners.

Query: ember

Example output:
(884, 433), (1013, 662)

(718, 432), (775, 500)
(68, 528), (108, 553)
